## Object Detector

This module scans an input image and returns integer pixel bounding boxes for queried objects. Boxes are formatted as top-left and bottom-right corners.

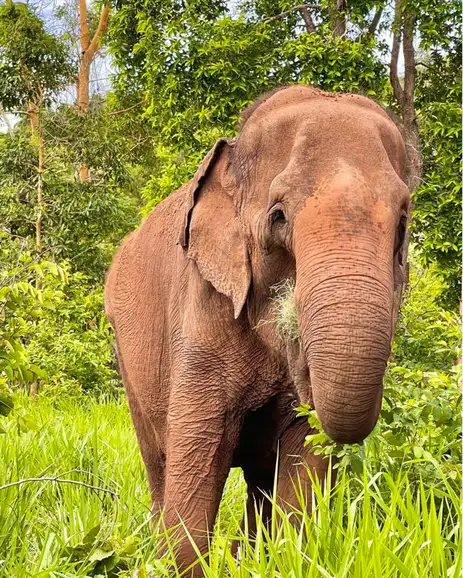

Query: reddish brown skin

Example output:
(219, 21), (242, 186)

(105, 85), (410, 574)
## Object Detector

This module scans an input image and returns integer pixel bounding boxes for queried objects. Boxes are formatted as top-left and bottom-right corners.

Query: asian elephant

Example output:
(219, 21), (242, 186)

(104, 85), (410, 573)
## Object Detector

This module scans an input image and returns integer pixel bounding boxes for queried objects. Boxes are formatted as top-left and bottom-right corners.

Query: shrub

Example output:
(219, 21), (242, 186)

(0, 250), (120, 397)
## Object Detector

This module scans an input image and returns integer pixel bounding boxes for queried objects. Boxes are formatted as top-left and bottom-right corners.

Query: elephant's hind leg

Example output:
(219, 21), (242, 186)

(127, 393), (166, 512)
(277, 417), (334, 513)
(233, 399), (280, 546)
(116, 344), (166, 511)
(239, 456), (276, 545)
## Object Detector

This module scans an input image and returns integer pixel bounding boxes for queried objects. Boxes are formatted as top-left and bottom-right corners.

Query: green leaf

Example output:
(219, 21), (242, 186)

(0, 394), (14, 417)
(82, 524), (101, 545)
(89, 548), (115, 563)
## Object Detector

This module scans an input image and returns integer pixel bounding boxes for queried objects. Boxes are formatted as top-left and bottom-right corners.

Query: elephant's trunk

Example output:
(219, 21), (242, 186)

(294, 192), (394, 444)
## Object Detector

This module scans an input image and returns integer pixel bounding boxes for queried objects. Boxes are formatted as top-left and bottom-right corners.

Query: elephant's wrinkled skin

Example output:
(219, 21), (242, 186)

(105, 85), (410, 571)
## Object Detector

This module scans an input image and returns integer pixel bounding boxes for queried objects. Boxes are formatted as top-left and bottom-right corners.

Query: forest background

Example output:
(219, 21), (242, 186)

(0, 1), (461, 576)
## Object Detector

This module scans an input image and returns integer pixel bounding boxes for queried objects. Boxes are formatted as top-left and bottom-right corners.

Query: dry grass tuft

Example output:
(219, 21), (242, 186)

(270, 279), (300, 342)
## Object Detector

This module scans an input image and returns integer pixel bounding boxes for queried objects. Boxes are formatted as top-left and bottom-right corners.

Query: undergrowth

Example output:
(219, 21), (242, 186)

(0, 394), (461, 577)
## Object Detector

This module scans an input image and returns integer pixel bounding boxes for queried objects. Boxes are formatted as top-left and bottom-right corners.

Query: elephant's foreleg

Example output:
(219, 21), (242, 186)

(162, 397), (235, 575)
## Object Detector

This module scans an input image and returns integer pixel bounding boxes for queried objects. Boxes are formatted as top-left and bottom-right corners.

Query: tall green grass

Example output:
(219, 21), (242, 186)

(0, 395), (461, 577)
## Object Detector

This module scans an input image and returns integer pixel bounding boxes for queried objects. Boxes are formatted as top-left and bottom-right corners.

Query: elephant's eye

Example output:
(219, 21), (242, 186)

(394, 215), (407, 266)
(269, 207), (287, 225)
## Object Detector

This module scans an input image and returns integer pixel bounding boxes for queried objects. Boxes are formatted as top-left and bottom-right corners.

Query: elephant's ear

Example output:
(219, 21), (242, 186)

(179, 138), (251, 319)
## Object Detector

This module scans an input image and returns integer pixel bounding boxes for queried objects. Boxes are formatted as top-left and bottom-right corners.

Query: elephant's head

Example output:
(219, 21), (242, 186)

(180, 85), (410, 444)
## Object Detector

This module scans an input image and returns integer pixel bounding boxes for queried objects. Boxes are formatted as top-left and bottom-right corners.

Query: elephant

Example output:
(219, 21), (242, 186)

(104, 84), (410, 573)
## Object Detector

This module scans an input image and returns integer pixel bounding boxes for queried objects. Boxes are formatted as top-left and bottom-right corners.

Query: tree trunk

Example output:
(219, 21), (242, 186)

(332, 0), (346, 37)
(299, 6), (316, 33)
(390, 0), (421, 191)
(29, 102), (44, 257)
(77, 54), (90, 112)
(77, 51), (90, 182)
(401, 12), (422, 191)
(77, 0), (110, 183)
(402, 115), (421, 192)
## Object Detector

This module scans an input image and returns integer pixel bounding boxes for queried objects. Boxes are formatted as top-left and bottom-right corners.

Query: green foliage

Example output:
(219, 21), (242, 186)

(0, 103), (144, 279)
(411, 0), (460, 53)
(393, 258), (460, 371)
(0, 251), (65, 388)
(409, 0), (461, 307)
(0, 1), (74, 109)
(300, 361), (461, 486)
(0, 397), (154, 576)
(0, 22), (154, 398)
(27, 268), (120, 396)
(61, 525), (141, 577)
(109, 1), (388, 208)
(0, 93), (147, 397)
(413, 97), (462, 306)
(284, 26), (385, 93)
(0, 243), (119, 395)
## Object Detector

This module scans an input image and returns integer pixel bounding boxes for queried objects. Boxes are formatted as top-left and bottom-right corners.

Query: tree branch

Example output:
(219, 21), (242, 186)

(86, 3), (110, 63)
(332, 0), (347, 38)
(264, 4), (321, 23)
(299, 6), (317, 32)
(0, 475), (119, 499)
(402, 12), (416, 110)
(9, 109), (30, 116)
(107, 99), (147, 116)
(79, 0), (89, 52)
(389, 0), (404, 109)
(368, 6), (383, 36)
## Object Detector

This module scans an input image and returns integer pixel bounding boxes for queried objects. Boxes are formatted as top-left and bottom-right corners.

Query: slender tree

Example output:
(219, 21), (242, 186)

(77, 0), (110, 182)
(0, 1), (74, 256)
(389, 0), (421, 191)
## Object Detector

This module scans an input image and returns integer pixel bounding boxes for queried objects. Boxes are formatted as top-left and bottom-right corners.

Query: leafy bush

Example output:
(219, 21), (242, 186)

(27, 269), (120, 396)
(0, 248), (119, 397)
(0, 249), (65, 389)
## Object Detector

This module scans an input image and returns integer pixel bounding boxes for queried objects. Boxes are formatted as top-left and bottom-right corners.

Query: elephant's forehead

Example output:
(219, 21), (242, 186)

(249, 100), (395, 159)
(288, 114), (398, 182)
(239, 98), (403, 173)
(235, 100), (405, 204)
(240, 84), (389, 128)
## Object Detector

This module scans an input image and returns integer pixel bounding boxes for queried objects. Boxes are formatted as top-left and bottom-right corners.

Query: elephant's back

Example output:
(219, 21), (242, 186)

(105, 185), (188, 323)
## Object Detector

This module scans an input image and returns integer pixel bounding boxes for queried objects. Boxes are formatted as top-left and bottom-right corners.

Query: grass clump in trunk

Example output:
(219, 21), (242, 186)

(268, 279), (299, 342)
